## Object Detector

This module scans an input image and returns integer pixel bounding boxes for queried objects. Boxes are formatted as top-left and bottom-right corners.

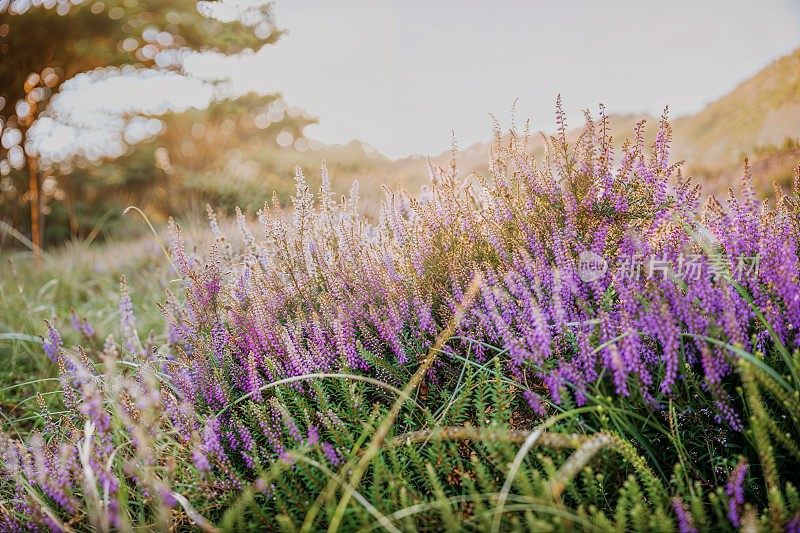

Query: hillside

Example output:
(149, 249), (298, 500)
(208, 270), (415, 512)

(671, 47), (800, 173)
(366, 47), (800, 198)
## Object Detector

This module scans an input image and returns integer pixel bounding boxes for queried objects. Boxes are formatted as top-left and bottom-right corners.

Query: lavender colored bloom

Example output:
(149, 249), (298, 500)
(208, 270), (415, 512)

(283, 413), (303, 444)
(202, 419), (225, 461)
(334, 314), (366, 371)
(80, 320), (95, 338)
(210, 319), (230, 361)
(258, 402), (286, 457)
(321, 442), (341, 466)
(41, 321), (62, 362)
(159, 485), (177, 508)
(119, 276), (140, 353)
(70, 309), (81, 333)
(671, 497), (697, 533)
(786, 513), (800, 533)
(306, 425), (319, 447)
(523, 390), (547, 417)
(725, 459), (748, 528)
(192, 449), (211, 472)
(153, 107), (800, 444)
(70, 309), (95, 338)
(11, 105), (800, 530)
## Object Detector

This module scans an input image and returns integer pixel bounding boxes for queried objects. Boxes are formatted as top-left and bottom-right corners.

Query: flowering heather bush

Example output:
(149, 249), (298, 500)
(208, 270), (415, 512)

(2, 103), (800, 530)
(168, 104), (799, 427)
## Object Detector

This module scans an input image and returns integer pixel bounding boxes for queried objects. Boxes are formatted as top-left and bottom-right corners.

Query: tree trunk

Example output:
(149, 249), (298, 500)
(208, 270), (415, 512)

(27, 153), (42, 262)
(62, 187), (79, 239)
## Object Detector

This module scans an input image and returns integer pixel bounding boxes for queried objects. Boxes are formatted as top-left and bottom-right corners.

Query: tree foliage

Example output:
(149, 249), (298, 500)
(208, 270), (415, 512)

(43, 93), (315, 242)
(0, 0), (277, 248)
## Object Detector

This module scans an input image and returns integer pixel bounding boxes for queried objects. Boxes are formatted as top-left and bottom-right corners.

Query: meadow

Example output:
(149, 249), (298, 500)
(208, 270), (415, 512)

(1, 107), (800, 532)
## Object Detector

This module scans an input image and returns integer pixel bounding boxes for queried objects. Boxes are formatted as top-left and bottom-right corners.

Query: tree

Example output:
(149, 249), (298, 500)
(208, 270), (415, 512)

(0, 0), (276, 257)
(42, 92), (315, 240)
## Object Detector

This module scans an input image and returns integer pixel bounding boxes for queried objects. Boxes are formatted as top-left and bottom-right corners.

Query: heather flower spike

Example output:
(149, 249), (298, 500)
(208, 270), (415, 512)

(725, 459), (748, 528)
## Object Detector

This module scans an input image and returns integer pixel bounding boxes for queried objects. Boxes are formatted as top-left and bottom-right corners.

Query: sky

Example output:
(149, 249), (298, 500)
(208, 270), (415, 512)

(29, 0), (800, 164)
(185, 0), (800, 159)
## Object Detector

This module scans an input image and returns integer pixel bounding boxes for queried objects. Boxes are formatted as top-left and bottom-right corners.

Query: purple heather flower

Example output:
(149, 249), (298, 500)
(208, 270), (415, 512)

(70, 309), (96, 338)
(283, 413), (303, 444)
(786, 513), (800, 533)
(9, 106), (796, 533)
(169, 220), (191, 278)
(671, 497), (697, 533)
(41, 321), (62, 362)
(158, 485), (177, 508)
(523, 390), (547, 417)
(258, 403), (286, 457)
(119, 276), (139, 353)
(210, 319), (229, 362)
(321, 442), (341, 466)
(202, 419), (226, 461)
(69, 309), (81, 333)
(334, 314), (366, 370)
(81, 320), (95, 338)
(306, 425), (319, 447)
(725, 459), (748, 528)
(192, 449), (211, 472)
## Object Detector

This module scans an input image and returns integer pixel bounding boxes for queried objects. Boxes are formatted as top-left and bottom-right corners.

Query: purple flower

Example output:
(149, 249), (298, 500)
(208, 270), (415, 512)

(9, 103), (795, 533)
(41, 321), (62, 362)
(306, 425), (319, 447)
(671, 497), (697, 533)
(725, 459), (748, 528)
(211, 319), (229, 362)
(786, 513), (800, 533)
(523, 390), (547, 417)
(70, 309), (96, 338)
(119, 276), (139, 353)
(192, 449), (211, 472)
(159, 485), (177, 508)
(321, 442), (341, 466)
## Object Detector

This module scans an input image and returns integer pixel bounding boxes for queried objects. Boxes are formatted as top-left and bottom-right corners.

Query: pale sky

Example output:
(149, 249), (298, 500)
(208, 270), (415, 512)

(31, 0), (800, 164)
(185, 0), (800, 158)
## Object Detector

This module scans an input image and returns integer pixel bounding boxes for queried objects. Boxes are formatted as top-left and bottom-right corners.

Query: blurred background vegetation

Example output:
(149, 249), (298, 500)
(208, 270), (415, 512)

(0, 0), (287, 249)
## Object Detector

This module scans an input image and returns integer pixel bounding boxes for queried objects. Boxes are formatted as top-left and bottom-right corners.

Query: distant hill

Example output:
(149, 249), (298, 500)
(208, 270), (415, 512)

(348, 47), (800, 199)
(672, 47), (800, 173)
(670, 48), (800, 195)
